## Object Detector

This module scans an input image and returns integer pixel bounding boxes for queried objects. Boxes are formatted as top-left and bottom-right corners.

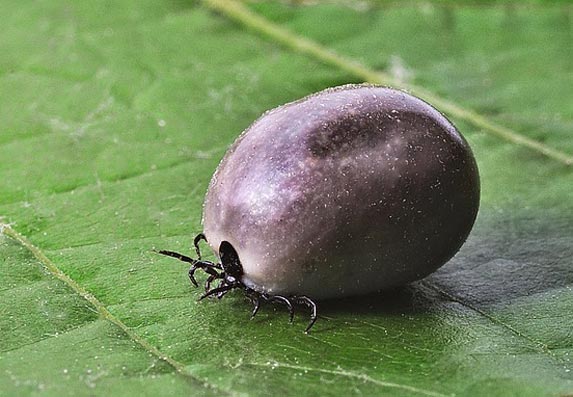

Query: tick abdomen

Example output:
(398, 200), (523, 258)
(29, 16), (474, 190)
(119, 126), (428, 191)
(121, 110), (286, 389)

(203, 85), (479, 299)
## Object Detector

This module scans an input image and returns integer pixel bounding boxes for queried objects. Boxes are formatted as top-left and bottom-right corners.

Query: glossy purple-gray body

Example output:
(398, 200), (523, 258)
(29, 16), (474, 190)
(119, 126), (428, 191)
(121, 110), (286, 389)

(203, 84), (480, 299)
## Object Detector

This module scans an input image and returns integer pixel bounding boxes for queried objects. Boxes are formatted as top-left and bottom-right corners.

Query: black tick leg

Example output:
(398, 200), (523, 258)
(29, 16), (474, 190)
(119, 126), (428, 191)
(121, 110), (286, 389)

(199, 284), (238, 300)
(292, 295), (318, 333)
(241, 290), (318, 332)
(193, 233), (208, 260)
(204, 268), (223, 292)
(245, 292), (262, 319)
(156, 250), (196, 264)
(269, 295), (295, 323)
(156, 249), (220, 287)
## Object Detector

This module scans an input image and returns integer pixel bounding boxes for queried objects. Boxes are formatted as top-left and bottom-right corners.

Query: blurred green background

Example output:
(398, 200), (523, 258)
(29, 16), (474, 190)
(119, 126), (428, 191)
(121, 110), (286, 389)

(1, 1), (572, 396)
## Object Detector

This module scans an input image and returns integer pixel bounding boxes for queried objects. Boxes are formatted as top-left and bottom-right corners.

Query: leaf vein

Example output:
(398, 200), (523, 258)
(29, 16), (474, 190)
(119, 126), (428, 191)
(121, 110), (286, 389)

(0, 223), (238, 396)
(202, 0), (573, 166)
(0, 320), (99, 354)
(247, 361), (453, 397)
(421, 280), (572, 371)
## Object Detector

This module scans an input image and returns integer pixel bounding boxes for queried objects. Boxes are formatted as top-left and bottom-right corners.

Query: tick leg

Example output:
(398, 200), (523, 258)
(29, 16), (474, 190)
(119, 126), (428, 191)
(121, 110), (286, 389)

(155, 249), (221, 287)
(187, 267), (199, 287)
(215, 279), (236, 299)
(269, 295), (295, 323)
(204, 268), (223, 292)
(250, 297), (261, 319)
(189, 261), (221, 288)
(244, 289), (262, 318)
(156, 250), (218, 270)
(293, 295), (318, 333)
(199, 284), (237, 300)
(245, 292), (262, 319)
(156, 250), (196, 264)
(193, 233), (208, 260)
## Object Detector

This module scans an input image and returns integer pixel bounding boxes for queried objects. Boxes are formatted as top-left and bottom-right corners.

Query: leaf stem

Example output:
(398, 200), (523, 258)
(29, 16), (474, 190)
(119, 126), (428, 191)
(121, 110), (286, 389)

(203, 0), (573, 166)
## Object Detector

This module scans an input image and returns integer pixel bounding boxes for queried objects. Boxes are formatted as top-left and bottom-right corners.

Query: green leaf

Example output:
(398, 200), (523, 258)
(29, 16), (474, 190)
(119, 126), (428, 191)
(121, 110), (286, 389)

(1, 1), (572, 396)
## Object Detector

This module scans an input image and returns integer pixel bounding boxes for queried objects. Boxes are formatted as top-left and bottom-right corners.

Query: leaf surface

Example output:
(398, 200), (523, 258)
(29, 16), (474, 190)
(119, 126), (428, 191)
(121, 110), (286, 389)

(1, 1), (572, 396)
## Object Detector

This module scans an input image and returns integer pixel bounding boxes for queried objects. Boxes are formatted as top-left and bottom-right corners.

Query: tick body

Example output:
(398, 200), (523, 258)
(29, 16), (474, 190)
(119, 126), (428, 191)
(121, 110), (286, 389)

(159, 84), (480, 332)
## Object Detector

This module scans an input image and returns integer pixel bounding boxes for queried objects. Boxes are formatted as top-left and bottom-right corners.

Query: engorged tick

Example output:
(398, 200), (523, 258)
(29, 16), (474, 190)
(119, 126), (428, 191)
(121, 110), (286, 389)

(157, 84), (480, 333)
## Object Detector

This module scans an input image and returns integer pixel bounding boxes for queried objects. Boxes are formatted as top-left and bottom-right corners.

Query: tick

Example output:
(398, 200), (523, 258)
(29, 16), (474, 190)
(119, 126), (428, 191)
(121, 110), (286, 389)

(158, 84), (480, 332)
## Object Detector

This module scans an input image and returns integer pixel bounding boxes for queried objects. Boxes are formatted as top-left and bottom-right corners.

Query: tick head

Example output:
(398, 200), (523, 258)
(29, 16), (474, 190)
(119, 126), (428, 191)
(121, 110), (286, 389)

(219, 241), (244, 284)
